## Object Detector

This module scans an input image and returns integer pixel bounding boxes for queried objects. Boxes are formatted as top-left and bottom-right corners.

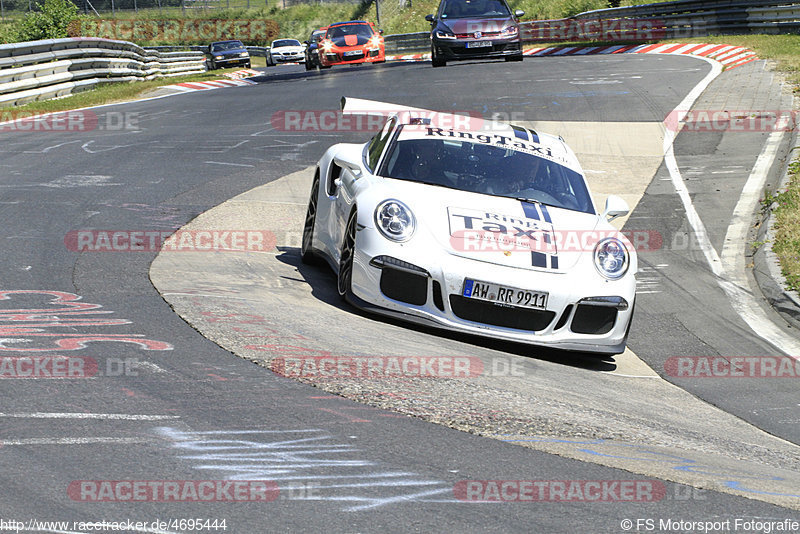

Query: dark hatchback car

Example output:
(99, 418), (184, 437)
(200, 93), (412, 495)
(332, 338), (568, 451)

(207, 40), (251, 70)
(426, 0), (524, 67)
(304, 27), (329, 70)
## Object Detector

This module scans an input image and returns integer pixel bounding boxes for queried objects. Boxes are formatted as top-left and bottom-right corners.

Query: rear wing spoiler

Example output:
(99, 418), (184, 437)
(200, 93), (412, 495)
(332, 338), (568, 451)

(340, 96), (480, 129)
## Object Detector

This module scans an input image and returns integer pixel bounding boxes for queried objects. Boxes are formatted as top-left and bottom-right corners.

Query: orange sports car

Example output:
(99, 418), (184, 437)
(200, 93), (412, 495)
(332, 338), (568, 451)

(318, 21), (385, 67)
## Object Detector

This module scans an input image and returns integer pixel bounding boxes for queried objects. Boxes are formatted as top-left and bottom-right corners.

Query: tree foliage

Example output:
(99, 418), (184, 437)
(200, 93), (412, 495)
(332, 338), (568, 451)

(14, 0), (80, 41)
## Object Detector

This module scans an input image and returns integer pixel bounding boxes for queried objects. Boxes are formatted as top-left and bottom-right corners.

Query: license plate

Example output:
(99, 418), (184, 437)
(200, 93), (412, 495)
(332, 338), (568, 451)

(466, 41), (492, 48)
(463, 279), (548, 310)
(344, 50), (363, 57)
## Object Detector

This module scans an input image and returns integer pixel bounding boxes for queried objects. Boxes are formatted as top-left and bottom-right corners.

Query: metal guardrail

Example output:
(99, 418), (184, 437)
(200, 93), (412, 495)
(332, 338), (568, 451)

(146, 45), (269, 57)
(388, 0), (800, 52)
(0, 37), (206, 107)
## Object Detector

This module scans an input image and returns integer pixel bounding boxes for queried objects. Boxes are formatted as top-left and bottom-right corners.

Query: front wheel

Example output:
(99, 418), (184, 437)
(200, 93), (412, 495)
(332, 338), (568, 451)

(431, 46), (445, 67)
(301, 177), (320, 264)
(337, 209), (357, 300)
(505, 53), (524, 62)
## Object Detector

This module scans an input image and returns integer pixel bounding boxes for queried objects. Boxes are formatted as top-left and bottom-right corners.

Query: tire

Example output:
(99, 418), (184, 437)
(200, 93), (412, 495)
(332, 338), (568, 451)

(301, 177), (320, 264)
(305, 59), (313, 71)
(245, 61), (251, 68)
(431, 46), (445, 68)
(337, 209), (357, 300)
(505, 53), (524, 62)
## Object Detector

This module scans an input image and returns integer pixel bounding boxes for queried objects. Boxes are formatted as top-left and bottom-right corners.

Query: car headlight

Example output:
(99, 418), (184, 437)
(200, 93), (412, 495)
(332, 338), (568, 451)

(240, 52), (249, 57)
(375, 200), (415, 242)
(214, 55), (224, 60)
(435, 29), (456, 39)
(593, 238), (629, 279)
(500, 25), (518, 37)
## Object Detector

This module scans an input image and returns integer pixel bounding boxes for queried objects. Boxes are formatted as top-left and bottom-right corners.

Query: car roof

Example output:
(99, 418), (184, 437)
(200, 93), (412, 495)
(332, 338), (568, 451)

(328, 20), (372, 27)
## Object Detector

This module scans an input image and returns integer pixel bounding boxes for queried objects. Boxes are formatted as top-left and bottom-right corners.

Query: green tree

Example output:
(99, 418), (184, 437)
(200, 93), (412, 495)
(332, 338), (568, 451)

(15, 0), (80, 42)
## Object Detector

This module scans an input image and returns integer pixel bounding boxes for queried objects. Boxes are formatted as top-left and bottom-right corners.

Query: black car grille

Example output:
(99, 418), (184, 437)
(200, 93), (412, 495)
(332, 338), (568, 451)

(455, 32), (501, 39)
(450, 43), (514, 55)
(449, 295), (555, 331)
(570, 304), (617, 335)
(380, 268), (428, 306)
(342, 52), (365, 61)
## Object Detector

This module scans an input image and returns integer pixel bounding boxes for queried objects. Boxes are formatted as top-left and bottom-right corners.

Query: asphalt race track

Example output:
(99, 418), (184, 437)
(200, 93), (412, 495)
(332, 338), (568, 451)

(1, 55), (799, 532)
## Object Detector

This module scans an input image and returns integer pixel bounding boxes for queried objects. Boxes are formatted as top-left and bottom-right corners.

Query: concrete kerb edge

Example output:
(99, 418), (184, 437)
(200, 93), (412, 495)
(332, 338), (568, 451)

(753, 132), (800, 331)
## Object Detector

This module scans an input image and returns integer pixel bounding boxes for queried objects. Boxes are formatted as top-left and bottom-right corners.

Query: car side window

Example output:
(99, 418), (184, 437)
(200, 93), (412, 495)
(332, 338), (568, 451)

(366, 116), (397, 171)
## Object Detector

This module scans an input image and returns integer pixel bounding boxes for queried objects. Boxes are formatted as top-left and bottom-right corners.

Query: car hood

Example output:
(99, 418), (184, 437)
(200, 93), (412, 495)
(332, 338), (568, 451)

(438, 17), (516, 35)
(330, 34), (370, 47)
(214, 49), (246, 57)
(380, 179), (610, 273)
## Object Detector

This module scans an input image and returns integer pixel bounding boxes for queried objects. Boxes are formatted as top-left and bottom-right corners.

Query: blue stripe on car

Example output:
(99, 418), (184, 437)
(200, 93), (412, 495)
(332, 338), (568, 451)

(520, 201), (540, 220)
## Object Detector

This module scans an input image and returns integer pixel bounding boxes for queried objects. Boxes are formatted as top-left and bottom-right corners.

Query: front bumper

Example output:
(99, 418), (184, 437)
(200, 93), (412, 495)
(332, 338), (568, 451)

(348, 228), (635, 355)
(321, 47), (385, 66)
(212, 56), (250, 67)
(273, 53), (305, 63)
(432, 36), (522, 61)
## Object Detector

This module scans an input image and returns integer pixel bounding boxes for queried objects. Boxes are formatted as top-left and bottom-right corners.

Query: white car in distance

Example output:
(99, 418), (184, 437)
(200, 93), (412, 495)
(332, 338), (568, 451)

(268, 38), (306, 65)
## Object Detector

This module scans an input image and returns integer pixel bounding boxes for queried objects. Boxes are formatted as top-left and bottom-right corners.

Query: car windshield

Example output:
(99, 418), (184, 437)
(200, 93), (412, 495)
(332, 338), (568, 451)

(440, 0), (510, 18)
(273, 39), (301, 48)
(327, 24), (374, 40)
(211, 41), (244, 51)
(379, 137), (594, 214)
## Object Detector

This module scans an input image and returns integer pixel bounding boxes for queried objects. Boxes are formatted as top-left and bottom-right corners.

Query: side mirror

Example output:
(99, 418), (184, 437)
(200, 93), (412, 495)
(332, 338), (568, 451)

(333, 154), (363, 178)
(425, 14), (435, 22)
(601, 195), (629, 222)
(514, 9), (525, 17)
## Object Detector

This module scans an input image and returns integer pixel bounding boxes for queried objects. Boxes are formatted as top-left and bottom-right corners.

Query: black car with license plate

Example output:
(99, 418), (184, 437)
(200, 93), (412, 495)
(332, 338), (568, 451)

(426, 0), (524, 67)
(207, 40), (250, 70)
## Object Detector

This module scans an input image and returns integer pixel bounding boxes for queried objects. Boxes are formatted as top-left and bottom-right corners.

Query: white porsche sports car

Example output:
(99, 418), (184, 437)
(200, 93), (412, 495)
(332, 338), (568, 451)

(301, 97), (636, 354)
